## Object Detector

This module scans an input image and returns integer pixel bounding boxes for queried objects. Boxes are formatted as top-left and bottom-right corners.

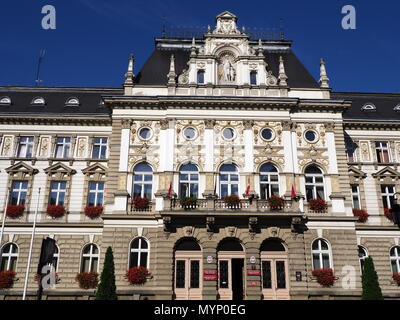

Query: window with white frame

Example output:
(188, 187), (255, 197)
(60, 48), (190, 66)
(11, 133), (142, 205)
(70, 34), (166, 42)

(197, 70), (205, 84)
(375, 141), (390, 163)
(0, 243), (18, 271)
(219, 164), (239, 198)
(54, 137), (71, 158)
(390, 247), (400, 273)
(381, 185), (396, 209)
(81, 244), (99, 272)
(312, 239), (332, 270)
(129, 237), (149, 268)
(92, 137), (108, 159)
(87, 182), (104, 206)
(250, 71), (257, 85)
(10, 181), (28, 205)
(179, 163), (199, 198)
(259, 163), (279, 200)
(132, 163), (153, 199)
(49, 181), (67, 206)
(351, 185), (361, 210)
(305, 165), (325, 201)
(16, 136), (34, 158)
(358, 246), (368, 273)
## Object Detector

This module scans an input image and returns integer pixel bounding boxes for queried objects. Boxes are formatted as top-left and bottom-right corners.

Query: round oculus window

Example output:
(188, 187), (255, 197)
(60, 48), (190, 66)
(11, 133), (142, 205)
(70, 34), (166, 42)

(183, 127), (197, 140)
(222, 127), (235, 140)
(260, 128), (274, 141)
(305, 130), (317, 143)
(138, 127), (152, 140)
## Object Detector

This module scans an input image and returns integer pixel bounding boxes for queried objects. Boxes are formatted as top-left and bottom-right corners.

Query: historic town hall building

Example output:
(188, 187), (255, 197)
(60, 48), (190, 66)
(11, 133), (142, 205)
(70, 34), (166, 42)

(1, 12), (400, 300)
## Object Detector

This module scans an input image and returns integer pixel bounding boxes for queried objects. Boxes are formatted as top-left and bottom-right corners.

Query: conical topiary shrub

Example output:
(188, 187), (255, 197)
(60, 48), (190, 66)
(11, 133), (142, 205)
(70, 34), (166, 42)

(95, 246), (117, 300)
(361, 256), (383, 300)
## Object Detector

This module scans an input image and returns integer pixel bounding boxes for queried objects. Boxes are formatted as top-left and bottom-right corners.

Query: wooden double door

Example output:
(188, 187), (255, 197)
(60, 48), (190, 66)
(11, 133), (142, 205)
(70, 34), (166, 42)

(174, 251), (202, 300)
(261, 252), (290, 300)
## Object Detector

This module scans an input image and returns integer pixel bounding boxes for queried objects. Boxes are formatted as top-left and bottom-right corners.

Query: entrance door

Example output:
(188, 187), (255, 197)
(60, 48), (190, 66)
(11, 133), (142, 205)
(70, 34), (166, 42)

(261, 255), (289, 300)
(175, 256), (202, 300)
(218, 255), (245, 300)
(232, 258), (244, 300)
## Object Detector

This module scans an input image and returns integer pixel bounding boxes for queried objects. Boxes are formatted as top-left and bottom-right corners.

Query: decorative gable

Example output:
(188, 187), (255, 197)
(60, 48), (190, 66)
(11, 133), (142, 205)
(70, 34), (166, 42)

(44, 162), (76, 179)
(6, 162), (38, 178)
(82, 163), (107, 180)
(372, 167), (400, 183)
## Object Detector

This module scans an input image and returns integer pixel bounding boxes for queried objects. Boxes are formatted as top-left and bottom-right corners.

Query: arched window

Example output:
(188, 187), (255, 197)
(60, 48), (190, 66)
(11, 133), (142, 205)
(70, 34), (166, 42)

(219, 164), (239, 198)
(305, 165), (325, 201)
(197, 70), (205, 84)
(0, 96), (11, 105)
(129, 237), (149, 268)
(312, 239), (332, 270)
(390, 246), (400, 273)
(65, 97), (80, 106)
(259, 163), (279, 200)
(31, 97), (45, 105)
(133, 163), (153, 199)
(179, 163), (199, 198)
(81, 244), (99, 273)
(0, 243), (19, 271)
(250, 71), (257, 85)
(358, 246), (368, 273)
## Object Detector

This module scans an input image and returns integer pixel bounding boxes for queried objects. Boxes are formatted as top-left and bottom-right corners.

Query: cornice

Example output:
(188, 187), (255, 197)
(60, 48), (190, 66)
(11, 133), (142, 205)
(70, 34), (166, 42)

(0, 115), (111, 126)
(344, 121), (400, 130)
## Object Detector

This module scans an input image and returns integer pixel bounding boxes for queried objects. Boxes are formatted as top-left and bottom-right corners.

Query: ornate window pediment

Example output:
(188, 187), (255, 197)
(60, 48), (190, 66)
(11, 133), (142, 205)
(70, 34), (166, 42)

(6, 162), (38, 178)
(348, 166), (367, 178)
(44, 162), (76, 179)
(372, 167), (400, 179)
(82, 163), (107, 180)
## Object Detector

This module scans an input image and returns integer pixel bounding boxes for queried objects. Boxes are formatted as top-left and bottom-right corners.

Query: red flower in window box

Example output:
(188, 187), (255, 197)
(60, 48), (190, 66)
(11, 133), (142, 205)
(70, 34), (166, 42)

(223, 195), (241, 209)
(46, 205), (66, 218)
(353, 209), (369, 223)
(393, 273), (400, 286)
(384, 208), (393, 221)
(132, 196), (149, 210)
(268, 196), (285, 211)
(125, 266), (151, 285)
(84, 205), (103, 219)
(308, 198), (328, 212)
(6, 205), (25, 219)
(0, 270), (17, 289)
(75, 271), (98, 289)
(312, 268), (335, 287)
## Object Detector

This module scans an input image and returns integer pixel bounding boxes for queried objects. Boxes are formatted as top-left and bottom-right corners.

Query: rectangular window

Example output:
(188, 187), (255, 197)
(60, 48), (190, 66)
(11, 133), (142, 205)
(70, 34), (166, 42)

(190, 260), (200, 289)
(276, 261), (286, 289)
(250, 71), (257, 85)
(54, 137), (71, 158)
(87, 182), (104, 206)
(16, 136), (34, 158)
(176, 260), (185, 289)
(381, 185), (396, 209)
(49, 181), (67, 206)
(351, 185), (361, 210)
(219, 260), (229, 289)
(262, 261), (272, 289)
(92, 137), (108, 159)
(197, 71), (205, 84)
(375, 141), (390, 163)
(10, 181), (28, 205)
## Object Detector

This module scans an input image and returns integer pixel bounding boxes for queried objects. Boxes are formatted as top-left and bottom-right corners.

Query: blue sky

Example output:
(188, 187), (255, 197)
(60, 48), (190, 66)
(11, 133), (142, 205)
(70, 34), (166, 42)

(1, 0), (399, 92)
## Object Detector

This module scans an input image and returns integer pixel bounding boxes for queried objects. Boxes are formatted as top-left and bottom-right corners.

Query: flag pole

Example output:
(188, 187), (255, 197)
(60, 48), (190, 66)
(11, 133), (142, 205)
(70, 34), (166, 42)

(22, 187), (41, 300)
(0, 187), (11, 251)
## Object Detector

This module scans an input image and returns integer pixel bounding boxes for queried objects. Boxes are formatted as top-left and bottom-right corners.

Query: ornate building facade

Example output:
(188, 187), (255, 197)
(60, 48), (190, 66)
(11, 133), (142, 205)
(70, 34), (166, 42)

(1, 11), (400, 300)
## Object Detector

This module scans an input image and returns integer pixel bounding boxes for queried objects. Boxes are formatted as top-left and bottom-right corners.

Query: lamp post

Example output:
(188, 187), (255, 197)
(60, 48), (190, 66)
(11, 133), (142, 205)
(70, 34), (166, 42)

(389, 192), (400, 228)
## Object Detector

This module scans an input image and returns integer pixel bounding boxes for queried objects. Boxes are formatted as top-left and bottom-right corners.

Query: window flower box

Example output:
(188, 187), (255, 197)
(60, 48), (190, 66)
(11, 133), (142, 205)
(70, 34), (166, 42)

(308, 198), (328, 212)
(179, 197), (197, 210)
(223, 195), (241, 209)
(268, 196), (285, 211)
(75, 271), (98, 289)
(47, 205), (66, 218)
(384, 208), (393, 221)
(6, 205), (25, 219)
(132, 196), (149, 211)
(0, 270), (17, 289)
(312, 268), (335, 287)
(353, 209), (369, 223)
(393, 273), (400, 286)
(84, 205), (103, 219)
(125, 266), (151, 285)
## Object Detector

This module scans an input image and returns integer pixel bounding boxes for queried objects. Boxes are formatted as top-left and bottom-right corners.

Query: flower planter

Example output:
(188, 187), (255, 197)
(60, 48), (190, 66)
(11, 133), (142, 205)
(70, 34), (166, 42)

(353, 209), (369, 223)
(179, 197), (197, 210)
(132, 196), (149, 211)
(47, 205), (66, 218)
(308, 198), (328, 212)
(268, 196), (285, 211)
(393, 273), (400, 286)
(223, 195), (241, 209)
(312, 268), (335, 287)
(125, 266), (151, 285)
(0, 270), (17, 289)
(75, 271), (98, 289)
(84, 205), (103, 219)
(384, 208), (393, 221)
(6, 205), (25, 219)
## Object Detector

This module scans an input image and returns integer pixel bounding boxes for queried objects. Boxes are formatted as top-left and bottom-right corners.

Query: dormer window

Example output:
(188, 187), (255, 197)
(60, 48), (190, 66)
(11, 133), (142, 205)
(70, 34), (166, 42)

(31, 97), (45, 106)
(197, 70), (205, 84)
(0, 96), (11, 105)
(394, 104), (400, 112)
(250, 71), (257, 85)
(65, 97), (80, 106)
(361, 103), (376, 112)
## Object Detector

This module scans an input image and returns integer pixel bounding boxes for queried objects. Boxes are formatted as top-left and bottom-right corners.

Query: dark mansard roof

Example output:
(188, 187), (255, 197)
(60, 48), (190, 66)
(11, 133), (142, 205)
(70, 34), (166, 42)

(134, 38), (320, 89)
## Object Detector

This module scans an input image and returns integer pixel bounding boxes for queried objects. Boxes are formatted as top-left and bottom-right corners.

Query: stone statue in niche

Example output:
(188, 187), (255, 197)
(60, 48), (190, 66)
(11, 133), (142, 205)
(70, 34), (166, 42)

(219, 55), (236, 83)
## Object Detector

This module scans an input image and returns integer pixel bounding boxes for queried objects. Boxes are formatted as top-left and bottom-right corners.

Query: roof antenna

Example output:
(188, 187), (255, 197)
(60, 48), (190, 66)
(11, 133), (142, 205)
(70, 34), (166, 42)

(279, 18), (285, 40)
(35, 49), (46, 86)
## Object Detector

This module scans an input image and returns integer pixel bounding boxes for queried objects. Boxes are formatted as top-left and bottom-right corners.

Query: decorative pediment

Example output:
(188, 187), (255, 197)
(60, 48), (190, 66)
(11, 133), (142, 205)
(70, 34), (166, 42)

(82, 163), (108, 180)
(348, 166), (367, 178)
(6, 162), (38, 177)
(372, 167), (400, 179)
(213, 11), (240, 35)
(44, 162), (76, 178)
